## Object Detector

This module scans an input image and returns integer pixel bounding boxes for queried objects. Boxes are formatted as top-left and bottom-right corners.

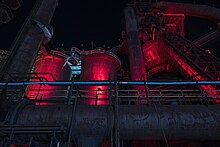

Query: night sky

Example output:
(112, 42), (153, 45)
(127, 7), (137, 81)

(0, 0), (220, 54)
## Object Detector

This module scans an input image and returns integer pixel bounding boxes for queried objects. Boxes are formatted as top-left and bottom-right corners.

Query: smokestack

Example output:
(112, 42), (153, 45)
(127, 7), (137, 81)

(3, 0), (58, 81)
(0, 0), (59, 120)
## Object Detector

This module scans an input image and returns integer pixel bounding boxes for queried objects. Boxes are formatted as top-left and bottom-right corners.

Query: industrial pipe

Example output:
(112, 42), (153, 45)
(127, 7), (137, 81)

(151, 2), (220, 22)
(124, 7), (147, 104)
(0, 0), (58, 121)
(3, 0), (58, 81)
(124, 7), (146, 81)
(6, 104), (220, 144)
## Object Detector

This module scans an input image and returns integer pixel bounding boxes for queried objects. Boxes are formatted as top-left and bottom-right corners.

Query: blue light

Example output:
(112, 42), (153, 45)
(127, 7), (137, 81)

(0, 81), (220, 86)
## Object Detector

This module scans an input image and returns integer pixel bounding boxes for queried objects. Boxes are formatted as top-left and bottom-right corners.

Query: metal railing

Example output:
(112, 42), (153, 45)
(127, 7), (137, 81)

(1, 81), (220, 105)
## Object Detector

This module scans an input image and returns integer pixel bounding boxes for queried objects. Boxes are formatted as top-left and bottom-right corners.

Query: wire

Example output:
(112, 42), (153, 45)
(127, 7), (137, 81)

(153, 104), (169, 147)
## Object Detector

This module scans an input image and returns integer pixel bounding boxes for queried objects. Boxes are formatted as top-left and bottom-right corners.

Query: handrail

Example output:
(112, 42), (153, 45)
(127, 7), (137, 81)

(1, 81), (220, 86)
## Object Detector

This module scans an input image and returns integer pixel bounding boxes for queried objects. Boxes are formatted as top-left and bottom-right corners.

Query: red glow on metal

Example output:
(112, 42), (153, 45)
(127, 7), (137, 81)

(142, 42), (168, 76)
(169, 50), (220, 103)
(80, 49), (121, 105)
(9, 143), (29, 147)
(26, 53), (71, 105)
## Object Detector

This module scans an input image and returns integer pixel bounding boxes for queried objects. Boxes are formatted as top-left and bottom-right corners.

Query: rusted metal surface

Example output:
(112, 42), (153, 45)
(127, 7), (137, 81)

(0, 0), (58, 121)
(124, 7), (146, 81)
(119, 105), (220, 140)
(4, 0), (59, 81)
(11, 105), (112, 141)
(124, 7), (147, 104)
(7, 104), (220, 142)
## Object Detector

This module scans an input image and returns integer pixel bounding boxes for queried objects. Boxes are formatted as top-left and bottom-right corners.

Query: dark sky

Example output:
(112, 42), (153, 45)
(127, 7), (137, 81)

(0, 0), (220, 53)
(51, 0), (131, 50)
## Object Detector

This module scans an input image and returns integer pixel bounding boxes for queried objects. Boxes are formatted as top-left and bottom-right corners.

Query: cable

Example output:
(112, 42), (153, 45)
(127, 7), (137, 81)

(153, 104), (169, 147)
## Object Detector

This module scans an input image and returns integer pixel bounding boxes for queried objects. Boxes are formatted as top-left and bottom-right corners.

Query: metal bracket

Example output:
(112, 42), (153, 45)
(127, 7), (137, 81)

(31, 19), (54, 41)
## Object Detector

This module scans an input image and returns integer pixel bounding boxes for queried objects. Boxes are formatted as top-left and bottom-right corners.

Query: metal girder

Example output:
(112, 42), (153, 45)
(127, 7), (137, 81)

(162, 32), (220, 81)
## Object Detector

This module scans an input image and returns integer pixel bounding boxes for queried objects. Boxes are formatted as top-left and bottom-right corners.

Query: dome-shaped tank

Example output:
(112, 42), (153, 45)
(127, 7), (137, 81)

(80, 49), (121, 105)
(26, 50), (72, 105)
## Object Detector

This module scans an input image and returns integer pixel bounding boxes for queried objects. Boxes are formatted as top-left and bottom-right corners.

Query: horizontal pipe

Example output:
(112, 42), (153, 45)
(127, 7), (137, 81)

(1, 81), (220, 86)
(151, 2), (220, 22)
(7, 104), (220, 141)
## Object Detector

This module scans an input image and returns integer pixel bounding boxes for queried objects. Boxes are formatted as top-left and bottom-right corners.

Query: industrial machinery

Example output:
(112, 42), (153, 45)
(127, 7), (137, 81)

(1, 0), (220, 147)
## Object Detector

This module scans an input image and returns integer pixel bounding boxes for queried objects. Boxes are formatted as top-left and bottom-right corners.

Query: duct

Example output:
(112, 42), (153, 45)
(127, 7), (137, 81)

(6, 104), (220, 143)
(3, 0), (58, 81)
(124, 7), (147, 104)
(151, 2), (220, 22)
(124, 7), (146, 81)
(0, 0), (58, 121)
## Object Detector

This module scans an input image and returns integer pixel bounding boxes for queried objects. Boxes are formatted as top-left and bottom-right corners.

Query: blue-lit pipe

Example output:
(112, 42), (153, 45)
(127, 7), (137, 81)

(1, 81), (220, 86)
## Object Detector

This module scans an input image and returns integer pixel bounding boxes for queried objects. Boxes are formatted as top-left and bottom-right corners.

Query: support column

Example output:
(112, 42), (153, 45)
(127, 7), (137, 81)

(124, 7), (147, 104)
(124, 7), (146, 81)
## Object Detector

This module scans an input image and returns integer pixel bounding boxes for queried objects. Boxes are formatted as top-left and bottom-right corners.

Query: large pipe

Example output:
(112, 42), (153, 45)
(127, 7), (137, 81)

(124, 7), (147, 105)
(0, 0), (58, 121)
(124, 7), (146, 81)
(6, 104), (220, 143)
(3, 0), (58, 81)
(151, 2), (220, 22)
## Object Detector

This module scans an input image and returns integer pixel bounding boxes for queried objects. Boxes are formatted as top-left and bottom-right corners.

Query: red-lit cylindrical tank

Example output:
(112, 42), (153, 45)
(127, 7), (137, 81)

(80, 49), (121, 105)
(26, 50), (72, 104)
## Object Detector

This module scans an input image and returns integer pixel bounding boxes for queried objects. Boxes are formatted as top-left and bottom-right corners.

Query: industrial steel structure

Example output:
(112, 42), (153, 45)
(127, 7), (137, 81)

(0, 0), (220, 147)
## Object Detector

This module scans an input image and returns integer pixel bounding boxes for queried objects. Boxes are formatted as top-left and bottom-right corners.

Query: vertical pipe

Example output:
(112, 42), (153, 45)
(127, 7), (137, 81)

(124, 7), (147, 104)
(124, 7), (148, 146)
(124, 7), (146, 81)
